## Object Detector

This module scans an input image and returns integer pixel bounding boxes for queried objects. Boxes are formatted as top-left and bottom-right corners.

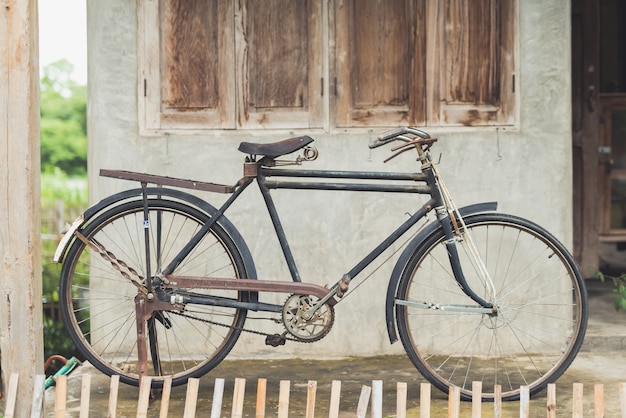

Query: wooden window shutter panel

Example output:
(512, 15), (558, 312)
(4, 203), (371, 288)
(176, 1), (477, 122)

(140, 0), (235, 130)
(427, 0), (516, 126)
(335, 0), (425, 128)
(236, 0), (323, 129)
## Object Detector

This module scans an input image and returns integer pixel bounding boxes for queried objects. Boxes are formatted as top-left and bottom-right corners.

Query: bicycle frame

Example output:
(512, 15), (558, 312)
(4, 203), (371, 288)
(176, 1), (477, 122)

(152, 160), (494, 312)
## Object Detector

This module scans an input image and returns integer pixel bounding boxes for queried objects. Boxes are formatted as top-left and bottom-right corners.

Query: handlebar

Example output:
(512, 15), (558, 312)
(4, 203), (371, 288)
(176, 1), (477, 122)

(369, 127), (433, 149)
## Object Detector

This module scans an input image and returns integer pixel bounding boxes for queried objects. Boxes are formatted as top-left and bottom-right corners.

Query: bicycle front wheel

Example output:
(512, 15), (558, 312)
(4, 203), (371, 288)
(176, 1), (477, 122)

(395, 213), (587, 401)
(59, 198), (250, 387)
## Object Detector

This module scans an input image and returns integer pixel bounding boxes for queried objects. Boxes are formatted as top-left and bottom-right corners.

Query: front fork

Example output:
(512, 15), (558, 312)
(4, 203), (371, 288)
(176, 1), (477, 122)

(436, 206), (495, 310)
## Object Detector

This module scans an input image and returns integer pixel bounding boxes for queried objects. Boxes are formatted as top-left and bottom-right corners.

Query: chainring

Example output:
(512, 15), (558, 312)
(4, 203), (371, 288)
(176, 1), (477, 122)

(282, 294), (334, 342)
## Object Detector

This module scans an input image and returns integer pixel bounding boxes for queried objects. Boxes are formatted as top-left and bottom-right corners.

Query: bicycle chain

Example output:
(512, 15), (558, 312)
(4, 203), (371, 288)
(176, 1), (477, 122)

(166, 309), (307, 343)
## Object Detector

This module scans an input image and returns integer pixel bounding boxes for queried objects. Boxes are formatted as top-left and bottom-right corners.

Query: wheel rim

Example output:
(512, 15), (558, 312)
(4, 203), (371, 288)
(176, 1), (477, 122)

(397, 216), (587, 400)
(60, 200), (247, 385)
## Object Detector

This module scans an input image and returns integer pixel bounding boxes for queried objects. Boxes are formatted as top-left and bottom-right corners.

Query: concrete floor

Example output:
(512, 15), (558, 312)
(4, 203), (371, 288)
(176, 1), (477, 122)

(44, 279), (626, 417)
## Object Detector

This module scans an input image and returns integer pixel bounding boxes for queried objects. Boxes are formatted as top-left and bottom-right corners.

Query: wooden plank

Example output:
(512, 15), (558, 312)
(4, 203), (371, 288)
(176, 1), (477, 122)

(472, 381), (482, 417)
(396, 382), (407, 418)
(420, 382), (431, 418)
(30, 374), (46, 418)
(493, 385), (502, 418)
(356, 385), (371, 418)
(594, 384), (604, 418)
(573, 383), (584, 418)
(160, 378), (173, 418)
(447, 386), (460, 418)
(4, 373), (19, 418)
(108, 374), (120, 418)
(232, 378), (246, 418)
(210, 378), (225, 418)
(546, 383), (556, 418)
(305, 380), (317, 418)
(255, 378), (267, 418)
(619, 382), (626, 418)
(329, 380), (342, 418)
(277, 380), (290, 418)
(79, 373), (92, 418)
(137, 376), (153, 418)
(55, 375), (67, 418)
(0, 2), (44, 415)
(183, 377), (200, 418)
(371, 380), (383, 418)
(519, 386), (530, 418)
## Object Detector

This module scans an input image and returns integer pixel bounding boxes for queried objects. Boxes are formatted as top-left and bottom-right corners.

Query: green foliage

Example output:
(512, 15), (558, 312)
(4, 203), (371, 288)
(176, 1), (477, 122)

(40, 59), (87, 176)
(41, 172), (87, 360)
(40, 59), (88, 359)
(597, 272), (626, 311)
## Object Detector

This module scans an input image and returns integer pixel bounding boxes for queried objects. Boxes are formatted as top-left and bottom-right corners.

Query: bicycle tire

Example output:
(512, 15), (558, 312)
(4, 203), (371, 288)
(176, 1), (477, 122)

(59, 198), (250, 387)
(395, 213), (588, 401)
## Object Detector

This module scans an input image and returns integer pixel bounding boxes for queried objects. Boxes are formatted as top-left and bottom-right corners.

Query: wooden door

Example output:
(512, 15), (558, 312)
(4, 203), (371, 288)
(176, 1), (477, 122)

(571, 0), (600, 274)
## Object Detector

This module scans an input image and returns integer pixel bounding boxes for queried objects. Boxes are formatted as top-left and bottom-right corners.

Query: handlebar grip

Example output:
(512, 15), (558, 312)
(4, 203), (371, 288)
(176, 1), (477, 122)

(377, 127), (406, 142)
(369, 127), (432, 149)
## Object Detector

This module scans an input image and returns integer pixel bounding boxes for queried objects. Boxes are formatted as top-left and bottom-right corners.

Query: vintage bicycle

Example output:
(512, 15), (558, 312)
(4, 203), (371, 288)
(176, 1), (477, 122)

(54, 127), (588, 401)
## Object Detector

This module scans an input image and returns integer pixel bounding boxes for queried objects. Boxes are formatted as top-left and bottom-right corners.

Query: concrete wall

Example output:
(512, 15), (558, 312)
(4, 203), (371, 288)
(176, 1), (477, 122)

(86, 0), (572, 359)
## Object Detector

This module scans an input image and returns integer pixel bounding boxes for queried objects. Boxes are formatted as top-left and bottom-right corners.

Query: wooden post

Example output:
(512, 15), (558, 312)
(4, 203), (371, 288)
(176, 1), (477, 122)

(0, 1), (44, 417)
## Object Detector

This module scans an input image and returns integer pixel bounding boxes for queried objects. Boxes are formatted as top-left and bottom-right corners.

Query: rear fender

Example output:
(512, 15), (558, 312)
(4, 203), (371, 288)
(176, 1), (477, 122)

(53, 188), (257, 282)
(384, 202), (497, 343)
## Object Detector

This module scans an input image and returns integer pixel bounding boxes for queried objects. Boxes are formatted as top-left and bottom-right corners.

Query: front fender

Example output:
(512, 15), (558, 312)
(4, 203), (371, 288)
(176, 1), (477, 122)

(384, 202), (497, 343)
(52, 187), (257, 279)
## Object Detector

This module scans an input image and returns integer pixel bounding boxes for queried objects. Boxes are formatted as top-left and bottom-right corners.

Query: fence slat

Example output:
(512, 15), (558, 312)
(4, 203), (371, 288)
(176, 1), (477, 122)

(255, 378), (267, 418)
(594, 384), (604, 418)
(4, 372), (19, 418)
(547, 383), (556, 418)
(329, 380), (342, 418)
(30, 374), (46, 418)
(619, 382), (626, 418)
(448, 386), (460, 418)
(159, 377), (173, 418)
(573, 383), (584, 418)
(306, 380), (317, 418)
(79, 373), (92, 418)
(210, 378), (225, 418)
(472, 381), (482, 418)
(108, 374), (120, 418)
(55, 374), (67, 418)
(232, 378), (246, 418)
(519, 386), (529, 418)
(137, 376), (152, 418)
(371, 380), (383, 418)
(420, 382), (431, 418)
(494, 385), (502, 418)
(396, 382), (407, 418)
(182, 377), (199, 418)
(278, 380), (290, 418)
(356, 385), (371, 418)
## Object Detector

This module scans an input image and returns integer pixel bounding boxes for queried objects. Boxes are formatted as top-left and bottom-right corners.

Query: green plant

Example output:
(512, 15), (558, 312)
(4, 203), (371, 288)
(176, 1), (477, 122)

(597, 271), (626, 311)
(41, 171), (87, 360)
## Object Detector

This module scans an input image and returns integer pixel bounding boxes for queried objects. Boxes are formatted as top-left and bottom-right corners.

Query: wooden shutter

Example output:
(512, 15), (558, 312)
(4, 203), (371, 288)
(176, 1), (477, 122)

(335, 0), (425, 128)
(140, 0), (235, 130)
(426, 0), (516, 126)
(236, 0), (323, 129)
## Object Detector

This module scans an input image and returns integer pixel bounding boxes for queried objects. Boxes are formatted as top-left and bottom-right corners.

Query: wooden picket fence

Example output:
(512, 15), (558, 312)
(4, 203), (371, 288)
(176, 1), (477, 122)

(4, 372), (626, 417)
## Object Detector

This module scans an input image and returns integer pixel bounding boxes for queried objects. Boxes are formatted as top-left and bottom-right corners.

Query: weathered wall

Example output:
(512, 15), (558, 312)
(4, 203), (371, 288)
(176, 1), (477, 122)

(86, 0), (572, 359)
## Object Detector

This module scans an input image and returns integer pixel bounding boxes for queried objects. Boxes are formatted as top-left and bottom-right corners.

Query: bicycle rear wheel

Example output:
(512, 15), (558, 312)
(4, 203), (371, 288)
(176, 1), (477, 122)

(59, 198), (250, 387)
(395, 213), (587, 401)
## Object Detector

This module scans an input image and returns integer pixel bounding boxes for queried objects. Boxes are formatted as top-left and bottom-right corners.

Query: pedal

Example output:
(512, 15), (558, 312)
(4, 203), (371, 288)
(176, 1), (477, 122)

(265, 334), (286, 347)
